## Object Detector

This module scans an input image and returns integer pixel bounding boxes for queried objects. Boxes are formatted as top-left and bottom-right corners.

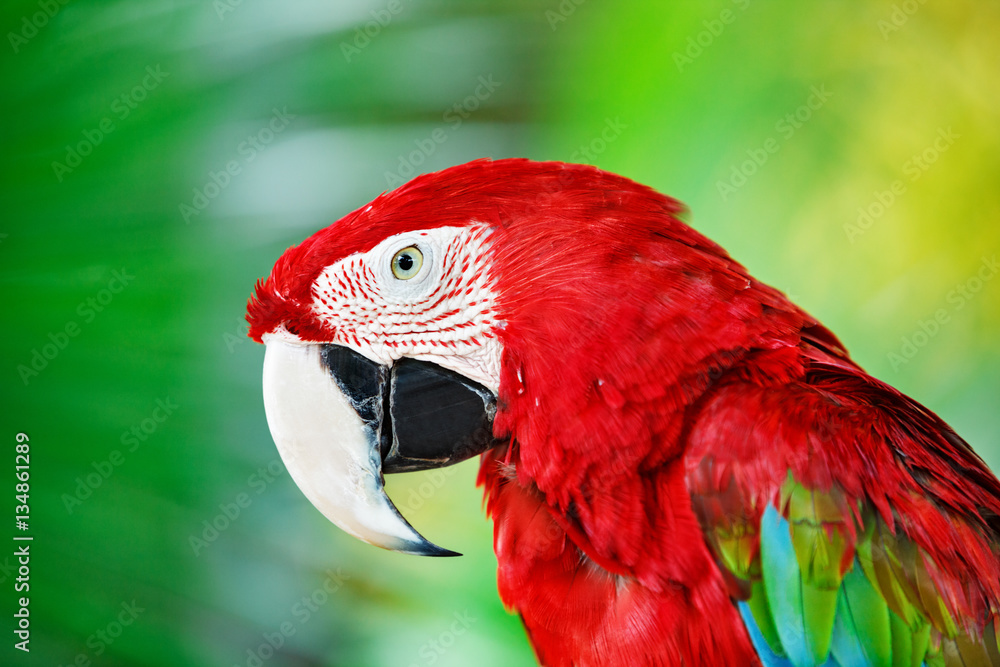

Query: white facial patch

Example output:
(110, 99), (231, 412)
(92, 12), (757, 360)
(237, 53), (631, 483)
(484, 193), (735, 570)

(311, 224), (501, 391)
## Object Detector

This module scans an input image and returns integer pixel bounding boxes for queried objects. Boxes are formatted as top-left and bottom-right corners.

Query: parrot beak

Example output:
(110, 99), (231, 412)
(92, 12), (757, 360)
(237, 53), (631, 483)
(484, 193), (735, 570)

(261, 336), (498, 556)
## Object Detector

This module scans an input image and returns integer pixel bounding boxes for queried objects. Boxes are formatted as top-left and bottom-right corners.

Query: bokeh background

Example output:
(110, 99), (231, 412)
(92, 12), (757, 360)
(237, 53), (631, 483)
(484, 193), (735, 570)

(2, 1), (998, 665)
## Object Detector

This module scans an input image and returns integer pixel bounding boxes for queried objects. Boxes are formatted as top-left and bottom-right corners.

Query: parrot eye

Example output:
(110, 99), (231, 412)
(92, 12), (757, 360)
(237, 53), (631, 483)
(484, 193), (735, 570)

(391, 246), (423, 280)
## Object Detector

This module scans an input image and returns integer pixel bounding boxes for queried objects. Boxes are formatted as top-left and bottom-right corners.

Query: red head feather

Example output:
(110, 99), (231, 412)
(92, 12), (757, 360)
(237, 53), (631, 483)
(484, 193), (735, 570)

(248, 158), (724, 342)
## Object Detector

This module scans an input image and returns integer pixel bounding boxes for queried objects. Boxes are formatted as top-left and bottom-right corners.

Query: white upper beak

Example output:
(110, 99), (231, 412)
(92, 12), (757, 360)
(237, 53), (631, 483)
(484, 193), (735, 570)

(261, 337), (456, 555)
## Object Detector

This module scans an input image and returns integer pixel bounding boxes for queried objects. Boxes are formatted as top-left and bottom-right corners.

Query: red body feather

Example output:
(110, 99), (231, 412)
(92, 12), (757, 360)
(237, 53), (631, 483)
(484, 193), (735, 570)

(248, 159), (1000, 665)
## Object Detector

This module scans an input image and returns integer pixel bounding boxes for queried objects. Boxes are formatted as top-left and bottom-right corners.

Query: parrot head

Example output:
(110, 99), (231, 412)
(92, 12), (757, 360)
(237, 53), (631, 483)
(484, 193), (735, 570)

(246, 158), (749, 557)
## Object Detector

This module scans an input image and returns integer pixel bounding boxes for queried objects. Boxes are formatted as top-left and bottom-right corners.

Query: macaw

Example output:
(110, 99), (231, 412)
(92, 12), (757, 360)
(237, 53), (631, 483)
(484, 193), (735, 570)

(246, 159), (1000, 666)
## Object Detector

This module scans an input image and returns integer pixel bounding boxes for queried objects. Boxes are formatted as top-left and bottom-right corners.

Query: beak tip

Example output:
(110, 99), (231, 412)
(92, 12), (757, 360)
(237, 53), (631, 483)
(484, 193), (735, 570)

(395, 539), (462, 558)
(428, 548), (463, 558)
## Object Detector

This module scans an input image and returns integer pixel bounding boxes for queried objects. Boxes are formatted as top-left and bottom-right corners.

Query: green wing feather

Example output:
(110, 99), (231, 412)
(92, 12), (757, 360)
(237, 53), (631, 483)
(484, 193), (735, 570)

(696, 471), (999, 667)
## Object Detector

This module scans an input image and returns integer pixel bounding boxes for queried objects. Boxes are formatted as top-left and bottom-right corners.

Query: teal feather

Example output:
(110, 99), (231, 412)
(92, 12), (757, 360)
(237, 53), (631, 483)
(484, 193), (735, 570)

(759, 504), (839, 666)
(830, 561), (892, 666)
(740, 601), (796, 667)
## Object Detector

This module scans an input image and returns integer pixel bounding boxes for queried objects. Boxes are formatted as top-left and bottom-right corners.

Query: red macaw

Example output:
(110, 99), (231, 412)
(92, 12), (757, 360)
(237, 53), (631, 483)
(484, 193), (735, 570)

(247, 159), (1000, 666)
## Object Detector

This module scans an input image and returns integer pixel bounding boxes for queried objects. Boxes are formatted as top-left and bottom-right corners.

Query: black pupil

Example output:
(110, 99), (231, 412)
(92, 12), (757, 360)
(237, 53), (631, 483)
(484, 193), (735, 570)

(397, 253), (414, 271)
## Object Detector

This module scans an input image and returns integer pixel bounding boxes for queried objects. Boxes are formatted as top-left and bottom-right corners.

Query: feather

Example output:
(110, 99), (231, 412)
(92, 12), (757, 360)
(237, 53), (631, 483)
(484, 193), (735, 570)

(830, 561), (892, 666)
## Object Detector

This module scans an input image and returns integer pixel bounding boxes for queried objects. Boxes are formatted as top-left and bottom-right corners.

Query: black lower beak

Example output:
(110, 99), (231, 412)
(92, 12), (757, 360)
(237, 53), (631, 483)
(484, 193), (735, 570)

(321, 345), (500, 474)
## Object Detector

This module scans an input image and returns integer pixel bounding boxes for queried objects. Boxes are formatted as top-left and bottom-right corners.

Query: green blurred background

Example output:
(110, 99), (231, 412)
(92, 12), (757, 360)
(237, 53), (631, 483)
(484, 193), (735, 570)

(2, 0), (998, 665)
